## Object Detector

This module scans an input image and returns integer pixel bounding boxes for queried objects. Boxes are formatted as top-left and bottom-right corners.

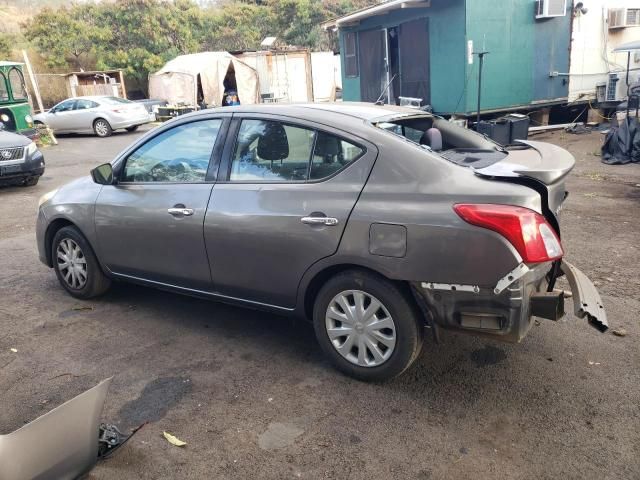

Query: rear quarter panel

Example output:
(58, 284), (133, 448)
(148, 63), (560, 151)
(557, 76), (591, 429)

(335, 135), (543, 287)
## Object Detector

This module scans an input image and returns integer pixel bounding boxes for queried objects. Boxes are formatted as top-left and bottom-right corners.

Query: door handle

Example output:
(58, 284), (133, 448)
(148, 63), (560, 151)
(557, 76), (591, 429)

(301, 216), (339, 226)
(168, 207), (194, 217)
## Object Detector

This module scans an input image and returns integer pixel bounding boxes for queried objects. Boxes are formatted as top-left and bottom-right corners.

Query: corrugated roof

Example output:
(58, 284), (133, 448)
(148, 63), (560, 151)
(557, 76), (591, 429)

(322, 0), (431, 29)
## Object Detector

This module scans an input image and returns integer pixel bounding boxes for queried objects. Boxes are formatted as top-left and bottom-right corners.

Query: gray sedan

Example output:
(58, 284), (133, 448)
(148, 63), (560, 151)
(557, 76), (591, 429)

(35, 103), (607, 381)
(33, 96), (152, 137)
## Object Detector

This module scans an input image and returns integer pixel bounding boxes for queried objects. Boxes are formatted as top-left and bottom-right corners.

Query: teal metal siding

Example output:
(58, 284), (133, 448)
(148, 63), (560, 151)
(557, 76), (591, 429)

(338, 0), (570, 114)
(464, 0), (570, 113)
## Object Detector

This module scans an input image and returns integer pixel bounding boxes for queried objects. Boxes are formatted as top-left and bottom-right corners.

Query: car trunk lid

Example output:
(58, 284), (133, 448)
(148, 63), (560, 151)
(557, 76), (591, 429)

(456, 140), (575, 226)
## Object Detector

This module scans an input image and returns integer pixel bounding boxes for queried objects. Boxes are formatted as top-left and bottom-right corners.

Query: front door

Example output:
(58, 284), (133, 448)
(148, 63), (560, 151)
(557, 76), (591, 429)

(204, 116), (377, 308)
(46, 99), (77, 132)
(94, 117), (226, 290)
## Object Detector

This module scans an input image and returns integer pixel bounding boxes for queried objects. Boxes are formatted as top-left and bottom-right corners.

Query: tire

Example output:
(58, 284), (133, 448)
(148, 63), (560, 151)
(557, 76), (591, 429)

(52, 226), (111, 299)
(125, 125), (139, 132)
(313, 270), (424, 381)
(21, 176), (39, 186)
(93, 118), (113, 138)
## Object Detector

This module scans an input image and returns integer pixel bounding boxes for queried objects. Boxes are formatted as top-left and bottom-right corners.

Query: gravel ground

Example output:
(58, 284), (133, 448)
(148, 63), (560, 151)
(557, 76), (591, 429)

(0, 125), (638, 480)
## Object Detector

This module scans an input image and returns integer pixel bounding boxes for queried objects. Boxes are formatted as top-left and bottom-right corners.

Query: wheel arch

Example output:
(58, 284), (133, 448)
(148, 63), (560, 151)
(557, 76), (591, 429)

(300, 262), (415, 321)
(44, 218), (86, 267)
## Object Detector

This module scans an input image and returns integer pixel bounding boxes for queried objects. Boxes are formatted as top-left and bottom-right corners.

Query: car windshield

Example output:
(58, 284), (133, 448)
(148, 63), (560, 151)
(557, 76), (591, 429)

(100, 96), (131, 105)
(0, 73), (8, 101)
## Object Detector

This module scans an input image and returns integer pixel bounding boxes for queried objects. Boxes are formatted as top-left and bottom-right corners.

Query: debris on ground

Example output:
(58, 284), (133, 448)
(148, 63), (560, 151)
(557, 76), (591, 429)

(72, 305), (94, 312)
(612, 329), (628, 337)
(588, 361), (601, 366)
(10, 348), (17, 353)
(163, 431), (187, 447)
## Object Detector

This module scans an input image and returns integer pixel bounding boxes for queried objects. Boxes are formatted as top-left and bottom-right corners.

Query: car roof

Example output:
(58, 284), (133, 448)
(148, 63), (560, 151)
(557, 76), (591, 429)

(213, 102), (427, 122)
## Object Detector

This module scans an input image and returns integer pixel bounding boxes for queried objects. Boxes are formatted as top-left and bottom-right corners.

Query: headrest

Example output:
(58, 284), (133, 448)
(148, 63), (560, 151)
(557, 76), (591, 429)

(420, 128), (443, 151)
(257, 123), (289, 160)
(314, 133), (341, 158)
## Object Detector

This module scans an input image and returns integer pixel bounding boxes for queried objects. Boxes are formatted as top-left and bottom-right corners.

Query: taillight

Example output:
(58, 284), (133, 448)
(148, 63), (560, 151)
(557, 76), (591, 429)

(453, 204), (563, 263)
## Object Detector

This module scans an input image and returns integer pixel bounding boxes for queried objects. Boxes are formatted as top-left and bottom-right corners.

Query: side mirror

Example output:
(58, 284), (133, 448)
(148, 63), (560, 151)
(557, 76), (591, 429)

(91, 163), (114, 185)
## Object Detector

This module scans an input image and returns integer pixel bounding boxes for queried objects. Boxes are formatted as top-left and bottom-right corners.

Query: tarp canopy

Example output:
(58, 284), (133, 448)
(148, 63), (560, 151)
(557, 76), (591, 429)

(149, 52), (260, 107)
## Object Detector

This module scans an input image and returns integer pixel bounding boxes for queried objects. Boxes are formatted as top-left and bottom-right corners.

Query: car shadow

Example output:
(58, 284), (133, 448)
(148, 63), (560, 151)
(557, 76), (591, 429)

(95, 281), (553, 401)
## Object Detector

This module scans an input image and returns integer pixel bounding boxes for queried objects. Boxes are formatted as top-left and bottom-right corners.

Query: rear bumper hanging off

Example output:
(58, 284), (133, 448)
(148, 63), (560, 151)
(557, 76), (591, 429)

(561, 260), (608, 332)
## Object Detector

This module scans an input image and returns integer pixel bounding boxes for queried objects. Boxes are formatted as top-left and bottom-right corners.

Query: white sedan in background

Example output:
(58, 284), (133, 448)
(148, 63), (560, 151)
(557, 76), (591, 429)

(34, 96), (153, 138)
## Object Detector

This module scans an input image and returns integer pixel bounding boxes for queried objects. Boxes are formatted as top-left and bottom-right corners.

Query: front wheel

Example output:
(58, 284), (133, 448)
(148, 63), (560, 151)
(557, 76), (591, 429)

(52, 226), (111, 299)
(313, 270), (424, 381)
(93, 118), (113, 137)
(21, 176), (39, 186)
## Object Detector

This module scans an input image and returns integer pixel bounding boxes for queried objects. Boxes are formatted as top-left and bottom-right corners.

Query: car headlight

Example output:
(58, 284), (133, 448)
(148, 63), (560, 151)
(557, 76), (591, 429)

(25, 114), (33, 126)
(38, 188), (59, 208)
(0, 114), (8, 122)
(26, 142), (38, 156)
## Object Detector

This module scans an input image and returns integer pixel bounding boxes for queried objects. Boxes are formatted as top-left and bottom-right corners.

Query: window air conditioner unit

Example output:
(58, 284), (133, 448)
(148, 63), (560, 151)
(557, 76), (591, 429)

(608, 8), (640, 29)
(535, 0), (567, 19)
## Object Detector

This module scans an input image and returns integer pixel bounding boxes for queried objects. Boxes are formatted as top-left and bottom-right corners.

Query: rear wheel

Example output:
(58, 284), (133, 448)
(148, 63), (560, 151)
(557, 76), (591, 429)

(52, 226), (111, 299)
(313, 270), (424, 381)
(93, 118), (113, 138)
(125, 125), (139, 132)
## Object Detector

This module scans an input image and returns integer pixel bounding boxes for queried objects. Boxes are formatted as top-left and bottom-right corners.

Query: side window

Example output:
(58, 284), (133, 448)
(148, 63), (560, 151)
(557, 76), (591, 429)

(8, 69), (26, 100)
(230, 119), (315, 182)
(54, 100), (76, 112)
(310, 132), (364, 181)
(0, 74), (8, 101)
(122, 119), (222, 183)
(76, 99), (98, 109)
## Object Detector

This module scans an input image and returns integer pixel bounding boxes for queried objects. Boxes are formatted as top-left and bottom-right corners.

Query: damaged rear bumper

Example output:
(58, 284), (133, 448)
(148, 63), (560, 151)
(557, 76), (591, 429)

(412, 259), (608, 342)
(561, 260), (608, 332)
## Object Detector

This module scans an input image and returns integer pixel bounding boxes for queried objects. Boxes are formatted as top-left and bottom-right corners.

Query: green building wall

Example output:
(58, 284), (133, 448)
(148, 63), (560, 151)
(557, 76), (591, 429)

(340, 0), (467, 114)
(338, 0), (571, 115)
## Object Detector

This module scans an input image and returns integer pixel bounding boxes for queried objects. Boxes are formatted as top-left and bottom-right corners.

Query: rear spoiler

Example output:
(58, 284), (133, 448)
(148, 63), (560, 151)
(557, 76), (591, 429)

(474, 140), (575, 185)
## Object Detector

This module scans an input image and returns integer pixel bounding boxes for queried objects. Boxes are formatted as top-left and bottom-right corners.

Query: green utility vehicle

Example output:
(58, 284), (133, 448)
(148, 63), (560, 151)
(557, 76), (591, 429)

(0, 61), (36, 138)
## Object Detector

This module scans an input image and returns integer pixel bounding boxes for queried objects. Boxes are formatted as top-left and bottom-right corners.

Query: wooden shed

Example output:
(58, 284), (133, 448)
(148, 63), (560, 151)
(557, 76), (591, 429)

(65, 70), (126, 98)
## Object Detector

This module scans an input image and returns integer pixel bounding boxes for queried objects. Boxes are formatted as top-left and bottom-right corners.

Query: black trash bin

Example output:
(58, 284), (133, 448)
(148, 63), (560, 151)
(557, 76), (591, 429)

(476, 119), (510, 145)
(503, 113), (530, 142)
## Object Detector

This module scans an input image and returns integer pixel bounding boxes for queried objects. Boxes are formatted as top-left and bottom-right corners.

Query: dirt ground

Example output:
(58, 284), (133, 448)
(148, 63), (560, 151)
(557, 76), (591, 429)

(0, 125), (638, 479)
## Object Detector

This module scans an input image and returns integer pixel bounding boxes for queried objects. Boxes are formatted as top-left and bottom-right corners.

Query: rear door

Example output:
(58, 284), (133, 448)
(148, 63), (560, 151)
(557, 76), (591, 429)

(95, 115), (229, 290)
(71, 98), (99, 131)
(204, 115), (377, 308)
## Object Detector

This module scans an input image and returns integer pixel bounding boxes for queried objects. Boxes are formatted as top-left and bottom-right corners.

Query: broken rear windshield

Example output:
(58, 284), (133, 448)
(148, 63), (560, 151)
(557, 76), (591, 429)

(373, 114), (508, 168)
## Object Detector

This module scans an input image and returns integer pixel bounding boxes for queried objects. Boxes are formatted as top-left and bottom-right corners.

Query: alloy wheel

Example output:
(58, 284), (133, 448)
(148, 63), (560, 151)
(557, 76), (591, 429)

(95, 120), (109, 137)
(56, 238), (88, 289)
(325, 290), (396, 367)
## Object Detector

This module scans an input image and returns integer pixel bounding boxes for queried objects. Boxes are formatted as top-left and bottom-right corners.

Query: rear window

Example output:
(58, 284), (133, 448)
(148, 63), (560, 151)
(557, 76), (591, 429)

(100, 96), (131, 105)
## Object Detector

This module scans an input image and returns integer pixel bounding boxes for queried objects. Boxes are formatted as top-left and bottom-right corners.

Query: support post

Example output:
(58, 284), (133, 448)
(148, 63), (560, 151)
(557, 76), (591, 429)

(22, 50), (44, 113)
(474, 51), (489, 129)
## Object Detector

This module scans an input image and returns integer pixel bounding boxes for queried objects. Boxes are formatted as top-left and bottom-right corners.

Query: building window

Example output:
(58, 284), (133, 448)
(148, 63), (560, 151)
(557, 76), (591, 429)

(344, 32), (359, 78)
(627, 8), (640, 26)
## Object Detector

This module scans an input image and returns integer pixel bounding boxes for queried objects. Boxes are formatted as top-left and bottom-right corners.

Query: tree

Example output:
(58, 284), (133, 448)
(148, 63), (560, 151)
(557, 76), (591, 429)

(0, 33), (11, 58)
(96, 0), (205, 94)
(23, 5), (111, 70)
